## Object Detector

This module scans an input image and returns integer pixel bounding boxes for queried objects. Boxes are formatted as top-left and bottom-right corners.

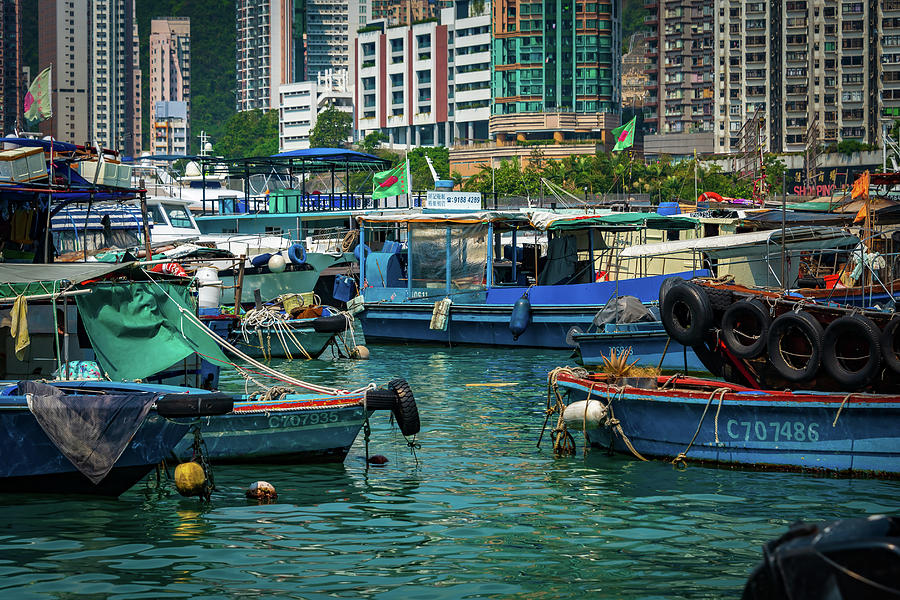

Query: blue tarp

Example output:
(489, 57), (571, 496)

(0, 137), (79, 153)
(271, 148), (385, 163)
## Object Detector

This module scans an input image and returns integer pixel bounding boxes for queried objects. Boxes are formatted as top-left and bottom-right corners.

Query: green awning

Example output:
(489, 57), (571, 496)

(541, 212), (698, 231)
(75, 281), (229, 381)
(0, 262), (134, 299)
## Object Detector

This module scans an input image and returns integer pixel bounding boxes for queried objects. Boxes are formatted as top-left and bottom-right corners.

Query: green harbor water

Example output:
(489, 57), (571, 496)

(2, 345), (898, 599)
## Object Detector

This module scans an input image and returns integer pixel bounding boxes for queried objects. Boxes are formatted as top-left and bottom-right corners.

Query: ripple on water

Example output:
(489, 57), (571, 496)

(1, 345), (897, 599)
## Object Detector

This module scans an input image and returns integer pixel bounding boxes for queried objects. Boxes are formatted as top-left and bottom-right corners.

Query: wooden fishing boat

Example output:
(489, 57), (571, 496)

(549, 371), (900, 477)
(171, 379), (419, 464)
(0, 380), (232, 496)
(355, 209), (710, 348)
(572, 322), (705, 373)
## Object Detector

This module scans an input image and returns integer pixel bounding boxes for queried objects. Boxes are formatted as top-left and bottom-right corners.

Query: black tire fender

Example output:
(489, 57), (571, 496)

(661, 282), (713, 346)
(721, 299), (771, 359)
(388, 378), (420, 436)
(767, 311), (824, 383)
(364, 388), (396, 411)
(822, 314), (882, 389)
(658, 276), (685, 308)
(155, 393), (234, 418)
(880, 316), (900, 375)
(312, 314), (350, 333)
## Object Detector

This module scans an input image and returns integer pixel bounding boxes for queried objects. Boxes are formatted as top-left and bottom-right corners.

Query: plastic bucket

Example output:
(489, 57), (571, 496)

(823, 273), (841, 289)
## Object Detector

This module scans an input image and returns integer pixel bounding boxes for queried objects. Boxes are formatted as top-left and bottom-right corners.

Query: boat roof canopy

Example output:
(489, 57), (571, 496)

(620, 226), (859, 259)
(357, 210), (527, 225)
(194, 148), (393, 175)
(0, 262), (134, 285)
(528, 210), (699, 231)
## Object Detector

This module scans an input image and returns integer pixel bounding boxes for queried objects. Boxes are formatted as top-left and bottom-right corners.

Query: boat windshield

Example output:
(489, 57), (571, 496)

(409, 222), (488, 294)
(161, 203), (196, 229)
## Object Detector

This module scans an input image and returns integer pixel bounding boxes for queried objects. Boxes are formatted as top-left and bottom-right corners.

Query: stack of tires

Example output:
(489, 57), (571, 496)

(660, 278), (897, 391)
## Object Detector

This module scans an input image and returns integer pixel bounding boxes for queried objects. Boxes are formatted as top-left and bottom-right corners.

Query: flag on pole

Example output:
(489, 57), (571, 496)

(24, 66), (53, 125)
(372, 162), (409, 200)
(852, 171), (870, 223)
(612, 117), (636, 152)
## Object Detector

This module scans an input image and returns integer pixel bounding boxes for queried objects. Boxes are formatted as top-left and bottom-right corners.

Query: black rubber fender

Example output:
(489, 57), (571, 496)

(822, 314), (882, 390)
(364, 388), (396, 411)
(155, 393), (234, 417)
(880, 316), (900, 375)
(767, 311), (824, 383)
(661, 282), (713, 346)
(312, 314), (350, 333)
(657, 276), (685, 308)
(721, 299), (771, 359)
(388, 378), (420, 436)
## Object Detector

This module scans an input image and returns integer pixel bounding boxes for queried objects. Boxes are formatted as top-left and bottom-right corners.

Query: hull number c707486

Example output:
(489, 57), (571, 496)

(725, 419), (820, 442)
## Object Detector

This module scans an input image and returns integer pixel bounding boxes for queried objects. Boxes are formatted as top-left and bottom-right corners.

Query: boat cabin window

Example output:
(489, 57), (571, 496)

(408, 222), (488, 293)
(161, 204), (195, 229)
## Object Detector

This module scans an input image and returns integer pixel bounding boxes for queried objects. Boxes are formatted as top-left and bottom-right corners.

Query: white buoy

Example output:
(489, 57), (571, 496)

(562, 400), (608, 430)
(268, 254), (286, 273)
(196, 267), (222, 309)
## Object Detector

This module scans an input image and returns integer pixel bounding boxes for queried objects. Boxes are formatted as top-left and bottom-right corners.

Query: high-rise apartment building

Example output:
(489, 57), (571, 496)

(38, 0), (140, 154)
(355, 4), (491, 148)
(642, 0), (714, 154)
(236, 0), (294, 111)
(279, 69), (353, 150)
(150, 17), (190, 154)
(647, 0), (900, 156)
(305, 0), (358, 76)
(490, 0), (621, 145)
(0, 0), (22, 135)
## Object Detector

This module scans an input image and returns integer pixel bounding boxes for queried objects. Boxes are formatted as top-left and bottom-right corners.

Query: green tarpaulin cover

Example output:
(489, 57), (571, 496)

(75, 281), (229, 381)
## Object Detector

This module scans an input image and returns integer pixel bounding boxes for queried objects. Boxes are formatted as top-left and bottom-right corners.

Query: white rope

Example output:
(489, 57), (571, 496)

(143, 272), (374, 396)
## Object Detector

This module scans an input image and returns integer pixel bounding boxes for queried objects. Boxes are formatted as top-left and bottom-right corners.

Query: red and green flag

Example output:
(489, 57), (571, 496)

(612, 117), (636, 152)
(24, 66), (53, 125)
(372, 161), (409, 200)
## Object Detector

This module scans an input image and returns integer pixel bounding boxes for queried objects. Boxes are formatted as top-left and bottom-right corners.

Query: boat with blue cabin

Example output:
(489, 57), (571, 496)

(354, 208), (710, 348)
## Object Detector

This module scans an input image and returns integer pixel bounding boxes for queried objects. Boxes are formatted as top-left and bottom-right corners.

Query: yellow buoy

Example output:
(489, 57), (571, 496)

(174, 461), (207, 497)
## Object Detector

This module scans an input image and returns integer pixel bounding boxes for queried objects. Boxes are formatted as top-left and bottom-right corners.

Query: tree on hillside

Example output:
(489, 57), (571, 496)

(213, 109), (278, 158)
(359, 131), (388, 154)
(310, 107), (352, 148)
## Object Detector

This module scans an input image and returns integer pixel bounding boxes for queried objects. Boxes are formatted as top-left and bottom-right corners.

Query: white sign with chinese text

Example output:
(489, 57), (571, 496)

(425, 191), (482, 212)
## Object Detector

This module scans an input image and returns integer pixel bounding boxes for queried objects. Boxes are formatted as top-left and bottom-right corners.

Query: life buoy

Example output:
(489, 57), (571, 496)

(387, 378), (420, 436)
(661, 282), (712, 346)
(721, 299), (771, 358)
(150, 262), (188, 277)
(288, 243), (306, 265)
(822, 314), (881, 389)
(767, 311), (824, 383)
(881, 316), (900, 374)
(658, 276), (685, 308)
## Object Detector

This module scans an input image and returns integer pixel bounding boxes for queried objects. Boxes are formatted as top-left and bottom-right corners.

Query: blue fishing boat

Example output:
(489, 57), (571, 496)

(171, 380), (419, 464)
(355, 210), (708, 348)
(572, 322), (705, 373)
(0, 380), (232, 496)
(549, 371), (900, 477)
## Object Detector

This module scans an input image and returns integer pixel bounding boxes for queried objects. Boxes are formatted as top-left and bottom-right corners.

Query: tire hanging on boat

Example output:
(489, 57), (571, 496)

(660, 282), (713, 347)
(721, 299), (771, 359)
(657, 276), (684, 308)
(880, 316), (900, 375)
(767, 311), (824, 383)
(822, 314), (882, 389)
(312, 314), (351, 333)
(387, 378), (420, 436)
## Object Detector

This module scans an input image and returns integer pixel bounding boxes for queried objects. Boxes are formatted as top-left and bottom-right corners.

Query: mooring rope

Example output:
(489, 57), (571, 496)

(671, 387), (730, 468)
(833, 393), (855, 427)
(604, 385), (648, 462)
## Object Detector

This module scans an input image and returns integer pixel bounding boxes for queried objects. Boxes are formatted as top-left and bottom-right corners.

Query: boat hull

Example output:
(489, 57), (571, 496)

(231, 327), (336, 359)
(555, 374), (900, 477)
(361, 303), (605, 348)
(574, 326), (706, 374)
(172, 393), (368, 463)
(0, 408), (189, 496)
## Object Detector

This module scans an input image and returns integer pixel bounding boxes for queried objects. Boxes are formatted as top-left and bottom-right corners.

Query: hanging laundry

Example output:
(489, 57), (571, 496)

(11, 295), (30, 360)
